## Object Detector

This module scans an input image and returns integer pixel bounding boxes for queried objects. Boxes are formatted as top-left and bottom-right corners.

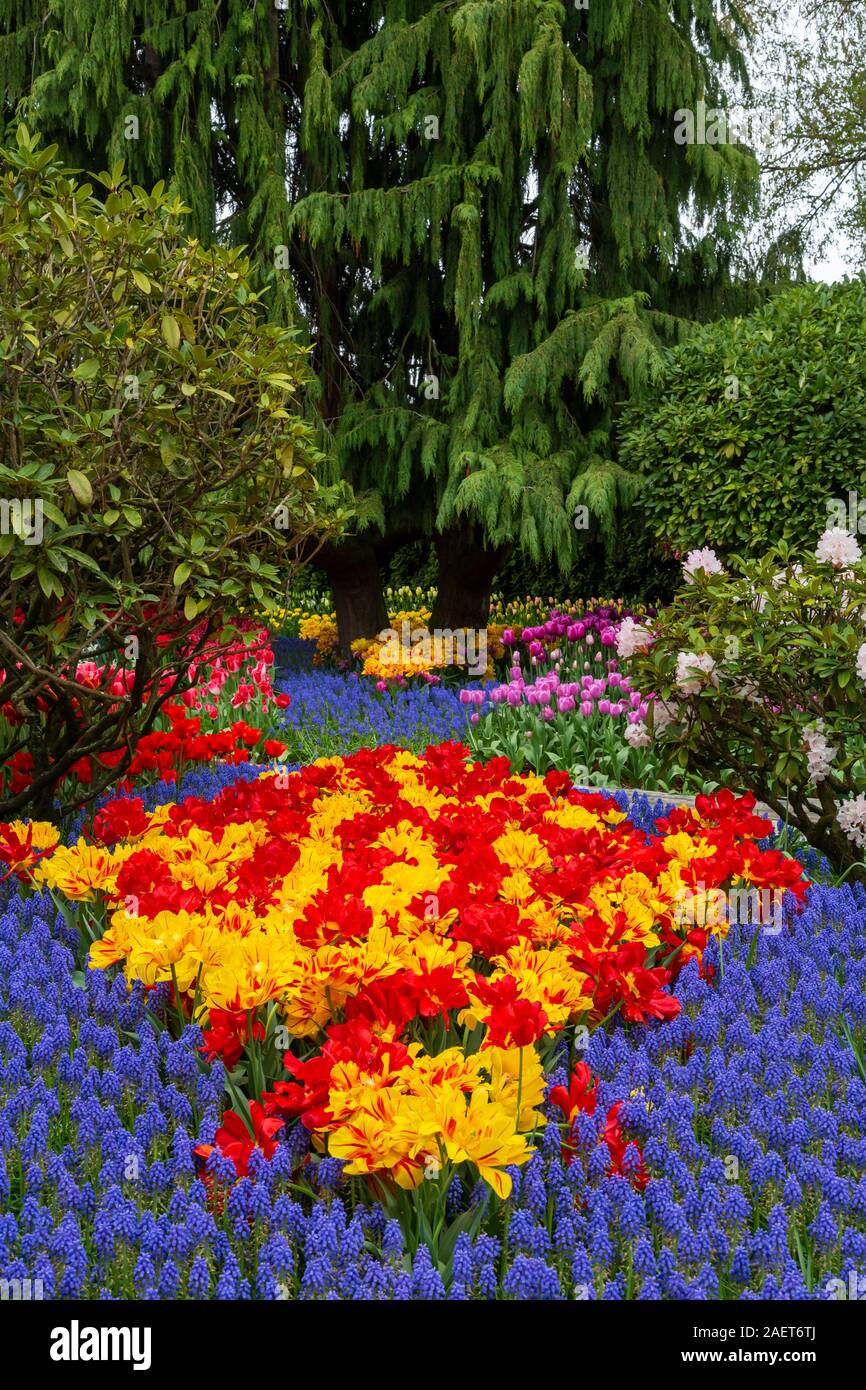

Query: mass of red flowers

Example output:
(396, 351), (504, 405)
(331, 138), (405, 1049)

(0, 619), (289, 801)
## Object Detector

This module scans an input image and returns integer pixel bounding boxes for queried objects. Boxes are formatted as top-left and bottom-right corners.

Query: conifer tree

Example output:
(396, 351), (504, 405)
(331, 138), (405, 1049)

(0, 1), (760, 644)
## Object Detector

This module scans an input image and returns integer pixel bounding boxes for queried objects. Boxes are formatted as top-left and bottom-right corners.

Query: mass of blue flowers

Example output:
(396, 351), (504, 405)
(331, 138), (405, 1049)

(3, 871), (865, 1300)
(272, 637), (470, 760)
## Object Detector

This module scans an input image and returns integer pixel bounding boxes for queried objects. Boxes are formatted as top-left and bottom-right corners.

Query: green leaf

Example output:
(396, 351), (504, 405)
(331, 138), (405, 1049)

(36, 565), (62, 599)
(161, 315), (181, 350)
(39, 500), (67, 527)
(173, 562), (192, 587)
(67, 469), (93, 506)
(72, 358), (100, 382)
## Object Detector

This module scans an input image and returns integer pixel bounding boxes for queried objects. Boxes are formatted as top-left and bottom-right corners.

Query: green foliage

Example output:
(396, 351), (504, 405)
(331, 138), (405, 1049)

(494, 514), (679, 607)
(620, 280), (866, 558)
(0, 129), (348, 816)
(629, 541), (866, 872)
(0, 0), (762, 591)
(0, 0), (297, 321)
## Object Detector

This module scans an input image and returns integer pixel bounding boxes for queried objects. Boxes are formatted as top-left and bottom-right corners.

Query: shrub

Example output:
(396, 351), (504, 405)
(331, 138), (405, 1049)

(627, 533), (866, 873)
(0, 127), (349, 817)
(620, 280), (866, 558)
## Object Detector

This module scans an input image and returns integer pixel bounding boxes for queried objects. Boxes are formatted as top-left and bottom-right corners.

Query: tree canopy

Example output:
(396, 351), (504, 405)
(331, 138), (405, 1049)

(0, 1), (765, 640)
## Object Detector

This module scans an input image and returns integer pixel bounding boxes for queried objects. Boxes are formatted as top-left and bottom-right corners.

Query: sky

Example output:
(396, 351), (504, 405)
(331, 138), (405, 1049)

(808, 242), (858, 283)
(755, 2), (862, 284)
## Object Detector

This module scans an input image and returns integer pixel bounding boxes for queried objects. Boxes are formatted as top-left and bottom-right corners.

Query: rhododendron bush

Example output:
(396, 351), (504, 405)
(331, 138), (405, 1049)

(12, 744), (807, 1256)
(628, 533), (866, 873)
(0, 133), (347, 820)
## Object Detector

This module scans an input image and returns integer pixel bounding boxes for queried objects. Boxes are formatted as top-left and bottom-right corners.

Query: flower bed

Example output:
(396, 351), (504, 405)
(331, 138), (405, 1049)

(2, 876), (866, 1299)
(3, 747), (801, 1257)
(2, 608), (864, 1305)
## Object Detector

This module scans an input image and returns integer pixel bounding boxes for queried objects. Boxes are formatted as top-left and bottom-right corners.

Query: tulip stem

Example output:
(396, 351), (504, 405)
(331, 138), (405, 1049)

(515, 1047), (524, 1133)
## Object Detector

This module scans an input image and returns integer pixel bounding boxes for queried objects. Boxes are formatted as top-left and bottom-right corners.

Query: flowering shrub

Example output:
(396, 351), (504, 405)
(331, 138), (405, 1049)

(628, 532), (866, 873)
(0, 134), (346, 820)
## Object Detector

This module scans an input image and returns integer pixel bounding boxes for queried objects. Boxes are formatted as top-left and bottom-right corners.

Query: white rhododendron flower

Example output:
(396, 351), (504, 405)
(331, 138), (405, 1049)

(652, 699), (679, 734)
(616, 617), (653, 660)
(802, 720), (837, 785)
(837, 794), (866, 850)
(624, 720), (651, 749)
(734, 678), (760, 704)
(772, 563), (804, 589)
(815, 527), (862, 568)
(857, 643), (866, 685)
(682, 548), (725, 583)
(675, 650), (718, 696)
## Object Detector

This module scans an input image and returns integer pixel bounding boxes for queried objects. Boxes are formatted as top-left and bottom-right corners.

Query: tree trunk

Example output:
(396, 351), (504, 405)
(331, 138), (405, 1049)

(319, 539), (388, 655)
(429, 524), (505, 631)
